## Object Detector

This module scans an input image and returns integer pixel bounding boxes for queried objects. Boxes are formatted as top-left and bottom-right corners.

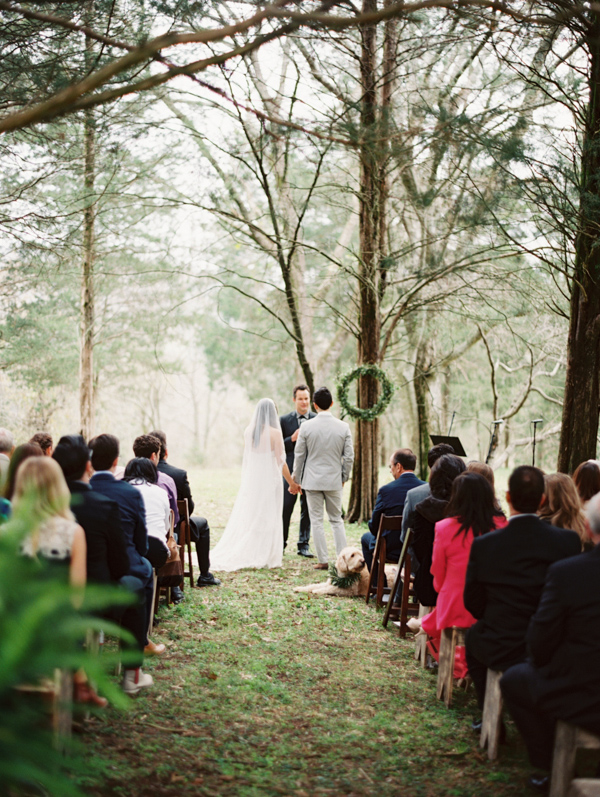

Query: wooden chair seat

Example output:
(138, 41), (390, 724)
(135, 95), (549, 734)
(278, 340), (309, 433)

(550, 722), (600, 797)
(365, 515), (402, 608)
(436, 626), (467, 707)
(480, 669), (503, 761)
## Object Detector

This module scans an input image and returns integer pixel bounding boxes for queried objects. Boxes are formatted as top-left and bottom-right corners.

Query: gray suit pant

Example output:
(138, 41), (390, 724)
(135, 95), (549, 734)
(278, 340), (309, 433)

(304, 490), (347, 564)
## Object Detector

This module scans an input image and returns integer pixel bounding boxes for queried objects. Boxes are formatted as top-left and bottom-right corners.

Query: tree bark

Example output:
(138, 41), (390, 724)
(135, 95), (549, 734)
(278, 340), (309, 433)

(557, 19), (600, 473)
(347, 0), (385, 523)
(80, 19), (96, 440)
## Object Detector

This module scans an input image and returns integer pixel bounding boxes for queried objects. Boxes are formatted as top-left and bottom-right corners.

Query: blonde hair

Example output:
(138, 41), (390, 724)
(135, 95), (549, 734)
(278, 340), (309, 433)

(467, 461), (495, 488)
(539, 472), (588, 546)
(13, 457), (74, 550)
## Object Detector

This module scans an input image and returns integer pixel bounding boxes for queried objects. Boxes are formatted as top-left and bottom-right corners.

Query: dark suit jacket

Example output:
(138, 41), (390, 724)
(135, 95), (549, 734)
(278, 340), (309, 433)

(464, 514), (580, 669)
(524, 544), (600, 733)
(157, 459), (194, 515)
(90, 472), (149, 580)
(280, 411), (316, 471)
(69, 480), (129, 585)
(368, 471), (425, 538)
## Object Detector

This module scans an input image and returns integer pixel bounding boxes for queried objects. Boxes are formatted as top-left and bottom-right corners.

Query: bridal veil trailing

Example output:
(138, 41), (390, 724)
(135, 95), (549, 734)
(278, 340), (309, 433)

(210, 398), (286, 571)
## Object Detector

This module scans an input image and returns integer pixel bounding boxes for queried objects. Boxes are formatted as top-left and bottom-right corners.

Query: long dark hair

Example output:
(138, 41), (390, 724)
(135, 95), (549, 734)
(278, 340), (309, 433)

(446, 472), (497, 539)
(124, 457), (157, 484)
(429, 454), (466, 501)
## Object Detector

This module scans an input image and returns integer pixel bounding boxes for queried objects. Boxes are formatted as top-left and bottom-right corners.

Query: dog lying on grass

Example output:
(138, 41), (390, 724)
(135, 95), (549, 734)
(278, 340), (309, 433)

(293, 546), (370, 597)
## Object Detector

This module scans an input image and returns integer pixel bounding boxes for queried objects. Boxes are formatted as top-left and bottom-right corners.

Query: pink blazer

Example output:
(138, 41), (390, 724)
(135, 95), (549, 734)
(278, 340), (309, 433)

(428, 514), (508, 631)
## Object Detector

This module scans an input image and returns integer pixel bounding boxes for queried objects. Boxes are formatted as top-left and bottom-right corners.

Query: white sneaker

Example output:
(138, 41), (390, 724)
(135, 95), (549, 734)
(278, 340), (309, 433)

(122, 668), (153, 695)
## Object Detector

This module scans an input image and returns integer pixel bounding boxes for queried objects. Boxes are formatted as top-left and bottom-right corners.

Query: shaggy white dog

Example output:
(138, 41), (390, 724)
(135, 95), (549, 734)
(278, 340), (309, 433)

(293, 546), (370, 597)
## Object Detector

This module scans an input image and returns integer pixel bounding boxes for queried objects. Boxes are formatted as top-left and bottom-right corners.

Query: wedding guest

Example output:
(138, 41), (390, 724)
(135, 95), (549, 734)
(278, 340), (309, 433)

(280, 384), (316, 557)
(14, 457), (106, 706)
(407, 473), (507, 675)
(361, 448), (424, 575)
(292, 387), (354, 570)
(132, 435), (179, 525)
(89, 433), (165, 667)
(573, 459), (600, 509)
(53, 435), (151, 693)
(29, 432), (53, 456)
(1, 442), (44, 518)
(466, 461), (505, 516)
(539, 472), (589, 549)
(150, 429), (221, 589)
(464, 465), (580, 715)
(400, 443), (455, 571)
(124, 458), (170, 569)
(0, 427), (15, 488)
(412, 454), (465, 606)
(501, 491), (600, 791)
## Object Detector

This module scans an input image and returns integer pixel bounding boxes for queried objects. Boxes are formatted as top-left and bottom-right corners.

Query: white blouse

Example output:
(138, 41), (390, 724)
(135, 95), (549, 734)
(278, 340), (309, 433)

(129, 480), (170, 551)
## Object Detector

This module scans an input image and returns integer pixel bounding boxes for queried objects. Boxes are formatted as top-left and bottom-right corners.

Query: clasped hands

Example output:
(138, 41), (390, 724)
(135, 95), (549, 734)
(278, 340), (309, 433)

(288, 481), (302, 495)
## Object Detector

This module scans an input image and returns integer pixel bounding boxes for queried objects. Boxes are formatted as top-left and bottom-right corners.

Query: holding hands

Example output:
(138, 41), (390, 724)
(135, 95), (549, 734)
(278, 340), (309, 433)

(289, 481), (302, 495)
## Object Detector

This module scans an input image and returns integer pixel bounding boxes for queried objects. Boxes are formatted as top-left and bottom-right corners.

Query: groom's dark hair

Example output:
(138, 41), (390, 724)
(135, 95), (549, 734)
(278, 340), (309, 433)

(293, 384), (310, 398)
(313, 387), (333, 410)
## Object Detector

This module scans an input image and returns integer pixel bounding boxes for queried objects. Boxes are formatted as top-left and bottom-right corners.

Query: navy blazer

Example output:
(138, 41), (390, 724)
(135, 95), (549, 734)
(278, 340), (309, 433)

(90, 472), (150, 581)
(464, 514), (580, 669)
(280, 410), (316, 471)
(523, 544), (600, 733)
(157, 459), (194, 515)
(368, 471), (425, 537)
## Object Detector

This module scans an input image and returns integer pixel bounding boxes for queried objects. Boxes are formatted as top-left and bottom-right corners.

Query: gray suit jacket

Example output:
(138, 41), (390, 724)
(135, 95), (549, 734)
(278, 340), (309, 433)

(292, 411), (354, 491)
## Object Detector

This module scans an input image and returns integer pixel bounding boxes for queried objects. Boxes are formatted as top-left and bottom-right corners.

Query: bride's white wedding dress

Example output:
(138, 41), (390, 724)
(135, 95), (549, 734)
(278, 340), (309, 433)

(210, 399), (285, 571)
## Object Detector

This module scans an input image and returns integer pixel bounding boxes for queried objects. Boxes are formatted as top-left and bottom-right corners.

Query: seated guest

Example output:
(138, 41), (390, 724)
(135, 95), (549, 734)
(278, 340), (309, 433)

(1, 442), (44, 518)
(53, 435), (153, 695)
(539, 472), (589, 550)
(501, 492), (600, 790)
(412, 454), (465, 606)
(573, 459), (600, 509)
(400, 443), (455, 571)
(0, 427), (15, 488)
(123, 458), (170, 570)
(89, 434), (166, 669)
(361, 449), (424, 574)
(132, 435), (179, 525)
(408, 473), (507, 675)
(464, 465), (581, 715)
(29, 432), (53, 456)
(466, 461), (506, 517)
(14, 457), (106, 706)
(150, 429), (220, 589)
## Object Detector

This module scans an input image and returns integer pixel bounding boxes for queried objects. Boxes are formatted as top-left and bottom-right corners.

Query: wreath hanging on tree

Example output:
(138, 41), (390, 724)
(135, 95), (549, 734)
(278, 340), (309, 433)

(336, 364), (395, 422)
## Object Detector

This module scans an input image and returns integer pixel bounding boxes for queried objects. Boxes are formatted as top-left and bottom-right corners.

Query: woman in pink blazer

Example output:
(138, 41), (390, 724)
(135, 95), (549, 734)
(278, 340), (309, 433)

(409, 471), (507, 675)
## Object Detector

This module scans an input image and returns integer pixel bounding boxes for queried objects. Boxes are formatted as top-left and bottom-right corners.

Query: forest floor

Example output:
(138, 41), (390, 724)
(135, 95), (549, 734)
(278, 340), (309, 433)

(77, 468), (535, 797)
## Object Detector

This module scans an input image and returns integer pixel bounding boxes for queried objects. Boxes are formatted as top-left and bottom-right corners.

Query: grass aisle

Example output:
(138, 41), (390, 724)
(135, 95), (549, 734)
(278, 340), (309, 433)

(81, 470), (530, 796)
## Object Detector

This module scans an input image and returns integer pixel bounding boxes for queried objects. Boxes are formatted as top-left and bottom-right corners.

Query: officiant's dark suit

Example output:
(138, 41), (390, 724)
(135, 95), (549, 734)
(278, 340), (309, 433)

(464, 513), (580, 707)
(501, 542), (600, 771)
(280, 408), (316, 554)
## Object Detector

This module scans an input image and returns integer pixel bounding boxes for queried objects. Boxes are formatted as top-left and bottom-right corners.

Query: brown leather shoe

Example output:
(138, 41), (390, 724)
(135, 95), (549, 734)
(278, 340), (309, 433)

(313, 563), (328, 570)
(144, 640), (166, 656)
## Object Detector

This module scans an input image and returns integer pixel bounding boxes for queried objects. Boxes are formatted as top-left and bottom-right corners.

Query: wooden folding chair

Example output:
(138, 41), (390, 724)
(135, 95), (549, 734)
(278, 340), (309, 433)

(177, 498), (195, 588)
(437, 626), (468, 707)
(365, 515), (403, 608)
(480, 669), (504, 761)
(550, 722), (600, 797)
(414, 603), (432, 667)
(382, 528), (412, 628)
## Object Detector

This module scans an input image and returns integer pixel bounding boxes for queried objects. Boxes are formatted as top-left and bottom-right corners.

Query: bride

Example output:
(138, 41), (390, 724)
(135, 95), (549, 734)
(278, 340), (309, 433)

(210, 398), (299, 571)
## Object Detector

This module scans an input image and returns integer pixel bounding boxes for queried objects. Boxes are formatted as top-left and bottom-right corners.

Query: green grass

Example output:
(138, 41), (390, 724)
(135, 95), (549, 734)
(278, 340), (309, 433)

(78, 469), (532, 796)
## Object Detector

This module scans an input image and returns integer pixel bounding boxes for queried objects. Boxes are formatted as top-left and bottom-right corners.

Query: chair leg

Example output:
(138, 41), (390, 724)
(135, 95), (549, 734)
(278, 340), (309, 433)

(187, 535), (194, 588)
(399, 555), (412, 638)
(480, 669), (504, 761)
(549, 722), (578, 797)
(375, 539), (387, 608)
(382, 564), (403, 627)
(437, 628), (455, 706)
(52, 669), (72, 753)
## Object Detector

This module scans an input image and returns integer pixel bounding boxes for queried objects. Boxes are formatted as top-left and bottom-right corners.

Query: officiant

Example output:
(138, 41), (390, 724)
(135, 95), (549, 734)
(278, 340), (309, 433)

(280, 384), (316, 557)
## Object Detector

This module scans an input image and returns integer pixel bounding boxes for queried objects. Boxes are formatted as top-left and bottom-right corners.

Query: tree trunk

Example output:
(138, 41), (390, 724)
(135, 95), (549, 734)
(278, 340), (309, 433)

(557, 22), (600, 473)
(414, 339), (432, 481)
(347, 0), (382, 523)
(80, 19), (96, 441)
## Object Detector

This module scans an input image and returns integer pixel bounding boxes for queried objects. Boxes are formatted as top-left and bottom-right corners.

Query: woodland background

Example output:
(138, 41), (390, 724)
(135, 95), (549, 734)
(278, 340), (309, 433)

(0, 0), (593, 519)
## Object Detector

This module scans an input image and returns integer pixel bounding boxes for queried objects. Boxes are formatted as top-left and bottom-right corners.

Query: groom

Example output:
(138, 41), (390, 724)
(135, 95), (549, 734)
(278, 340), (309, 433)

(292, 386), (354, 570)
(280, 384), (316, 557)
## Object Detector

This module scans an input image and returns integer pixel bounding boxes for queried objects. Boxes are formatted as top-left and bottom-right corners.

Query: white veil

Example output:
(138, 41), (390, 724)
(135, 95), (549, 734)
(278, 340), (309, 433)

(242, 398), (285, 470)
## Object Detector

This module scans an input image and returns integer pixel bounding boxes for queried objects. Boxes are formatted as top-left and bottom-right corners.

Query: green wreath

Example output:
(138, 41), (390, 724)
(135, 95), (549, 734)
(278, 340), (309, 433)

(336, 364), (395, 422)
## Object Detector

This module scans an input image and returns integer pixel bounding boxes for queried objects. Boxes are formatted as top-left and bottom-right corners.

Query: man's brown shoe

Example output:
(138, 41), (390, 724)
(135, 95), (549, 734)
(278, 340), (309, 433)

(144, 641), (166, 656)
(313, 563), (328, 570)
